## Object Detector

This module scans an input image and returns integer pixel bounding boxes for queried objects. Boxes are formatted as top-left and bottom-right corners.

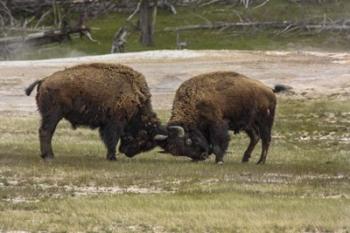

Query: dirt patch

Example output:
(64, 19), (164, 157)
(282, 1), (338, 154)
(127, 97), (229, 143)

(1, 178), (172, 203)
(61, 184), (169, 196)
(1, 50), (350, 114)
(3, 197), (40, 204)
(209, 172), (350, 185)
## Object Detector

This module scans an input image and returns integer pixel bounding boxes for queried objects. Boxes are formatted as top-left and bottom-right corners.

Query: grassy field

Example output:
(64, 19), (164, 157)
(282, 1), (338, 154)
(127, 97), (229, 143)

(0, 98), (349, 232)
(9, 0), (350, 60)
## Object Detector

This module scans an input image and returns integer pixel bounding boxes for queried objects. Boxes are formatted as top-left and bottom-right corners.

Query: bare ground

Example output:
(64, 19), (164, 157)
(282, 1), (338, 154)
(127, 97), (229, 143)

(0, 50), (350, 114)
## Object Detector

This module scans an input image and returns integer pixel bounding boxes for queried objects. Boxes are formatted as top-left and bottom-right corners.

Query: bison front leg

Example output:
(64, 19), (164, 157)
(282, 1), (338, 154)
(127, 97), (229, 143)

(208, 121), (230, 164)
(39, 112), (62, 160)
(99, 122), (122, 161)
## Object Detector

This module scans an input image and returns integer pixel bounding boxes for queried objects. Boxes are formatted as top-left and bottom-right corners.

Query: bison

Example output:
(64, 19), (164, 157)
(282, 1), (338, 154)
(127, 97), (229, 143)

(155, 71), (277, 164)
(25, 63), (162, 160)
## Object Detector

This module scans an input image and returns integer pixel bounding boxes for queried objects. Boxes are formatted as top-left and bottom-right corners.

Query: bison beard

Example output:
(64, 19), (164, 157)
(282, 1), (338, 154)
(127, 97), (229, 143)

(155, 71), (277, 164)
(25, 63), (161, 160)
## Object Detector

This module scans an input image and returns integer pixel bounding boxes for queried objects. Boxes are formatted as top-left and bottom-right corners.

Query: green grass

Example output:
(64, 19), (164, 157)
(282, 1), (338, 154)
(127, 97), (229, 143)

(8, 0), (350, 60)
(0, 98), (349, 232)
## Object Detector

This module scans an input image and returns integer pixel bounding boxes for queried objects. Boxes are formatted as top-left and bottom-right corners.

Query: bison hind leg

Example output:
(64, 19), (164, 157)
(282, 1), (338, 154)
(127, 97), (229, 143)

(39, 111), (62, 160)
(99, 122), (123, 161)
(242, 128), (260, 163)
(257, 126), (272, 165)
(257, 107), (275, 165)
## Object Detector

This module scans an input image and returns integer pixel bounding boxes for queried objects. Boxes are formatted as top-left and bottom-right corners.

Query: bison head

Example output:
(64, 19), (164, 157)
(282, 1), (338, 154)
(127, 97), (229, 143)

(119, 112), (165, 157)
(154, 125), (210, 161)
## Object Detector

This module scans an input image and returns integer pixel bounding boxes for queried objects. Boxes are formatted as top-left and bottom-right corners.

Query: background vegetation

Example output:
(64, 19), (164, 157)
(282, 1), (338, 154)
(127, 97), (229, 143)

(6, 0), (350, 60)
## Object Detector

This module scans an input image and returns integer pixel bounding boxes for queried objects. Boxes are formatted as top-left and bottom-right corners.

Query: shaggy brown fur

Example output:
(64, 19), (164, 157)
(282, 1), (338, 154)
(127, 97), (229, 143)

(26, 63), (161, 160)
(157, 71), (277, 164)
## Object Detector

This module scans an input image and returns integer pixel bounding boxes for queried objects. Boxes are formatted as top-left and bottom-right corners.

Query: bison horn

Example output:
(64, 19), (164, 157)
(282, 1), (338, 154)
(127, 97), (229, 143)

(154, 134), (168, 141)
(168, 126), (185, 138)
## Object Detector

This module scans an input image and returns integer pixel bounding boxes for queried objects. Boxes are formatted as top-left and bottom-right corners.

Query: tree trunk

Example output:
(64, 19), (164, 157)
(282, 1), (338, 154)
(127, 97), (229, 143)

(139, 0), (157, 46)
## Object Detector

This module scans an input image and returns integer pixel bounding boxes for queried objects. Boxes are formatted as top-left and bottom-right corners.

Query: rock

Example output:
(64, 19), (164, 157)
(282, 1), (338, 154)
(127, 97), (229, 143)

(273, 84), (293, 93)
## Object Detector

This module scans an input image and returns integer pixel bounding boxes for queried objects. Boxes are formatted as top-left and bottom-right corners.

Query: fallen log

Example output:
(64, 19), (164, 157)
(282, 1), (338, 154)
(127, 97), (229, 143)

(0, 27), (89, 47)
(0, 25), (95, 56)
(164, 21), (350, 32)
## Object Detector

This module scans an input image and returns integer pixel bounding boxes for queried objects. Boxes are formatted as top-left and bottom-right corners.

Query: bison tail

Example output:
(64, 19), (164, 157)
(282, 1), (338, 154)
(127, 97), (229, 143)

(25, 80), (42, 96)
(272, 84), (292, 93)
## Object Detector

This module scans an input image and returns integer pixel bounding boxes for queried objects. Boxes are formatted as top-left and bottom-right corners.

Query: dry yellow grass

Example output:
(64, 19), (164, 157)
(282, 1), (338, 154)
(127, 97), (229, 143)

(0, 99), (349, 232)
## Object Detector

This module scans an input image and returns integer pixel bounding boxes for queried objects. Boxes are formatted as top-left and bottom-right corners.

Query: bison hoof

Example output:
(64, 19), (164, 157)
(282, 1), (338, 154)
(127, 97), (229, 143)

(107, 156), (117, 161)
(41, 154), (54, 161)
(256, 160), (265, 165)
(216, 161), (224, 165)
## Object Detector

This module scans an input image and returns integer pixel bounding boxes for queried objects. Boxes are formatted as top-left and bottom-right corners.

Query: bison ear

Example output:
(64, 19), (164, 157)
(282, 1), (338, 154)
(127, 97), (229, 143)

(154, 134), (168, 141)
(185, 138), (192, 145)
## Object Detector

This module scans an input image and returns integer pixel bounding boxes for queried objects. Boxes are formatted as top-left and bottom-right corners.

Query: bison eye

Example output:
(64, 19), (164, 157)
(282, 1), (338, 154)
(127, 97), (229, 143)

(123, 135), (134, 141)
(146, 142), (153, 147)
(185, 138), (192, 145)
(139, 130), (148, 137)
(138, 140), (145, 146)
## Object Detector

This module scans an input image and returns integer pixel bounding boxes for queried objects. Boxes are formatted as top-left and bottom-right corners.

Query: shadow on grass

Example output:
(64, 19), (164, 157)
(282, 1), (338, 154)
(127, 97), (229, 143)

(1, 147), (348, 177)
(0, 149), (196, 169)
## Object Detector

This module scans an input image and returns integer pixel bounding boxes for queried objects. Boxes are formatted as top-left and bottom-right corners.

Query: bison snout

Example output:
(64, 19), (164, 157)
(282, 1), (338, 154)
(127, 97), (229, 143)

(119, 146), (137, 158)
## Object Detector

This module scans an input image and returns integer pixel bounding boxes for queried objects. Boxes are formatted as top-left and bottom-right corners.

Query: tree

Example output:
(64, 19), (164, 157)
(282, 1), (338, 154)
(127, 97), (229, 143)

(139, 0), (157, 46)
